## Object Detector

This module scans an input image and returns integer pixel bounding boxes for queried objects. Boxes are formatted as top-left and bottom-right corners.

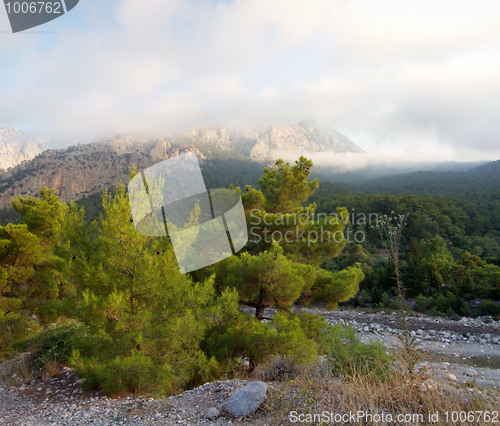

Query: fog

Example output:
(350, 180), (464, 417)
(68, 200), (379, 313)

(1, 1), (499, 161)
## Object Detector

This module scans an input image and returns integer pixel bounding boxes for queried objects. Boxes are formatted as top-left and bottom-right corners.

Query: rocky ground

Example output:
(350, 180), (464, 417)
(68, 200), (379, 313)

(308, 307), (500, 388)
(311, 308), (500, 357)
(1, 308), (499, 425)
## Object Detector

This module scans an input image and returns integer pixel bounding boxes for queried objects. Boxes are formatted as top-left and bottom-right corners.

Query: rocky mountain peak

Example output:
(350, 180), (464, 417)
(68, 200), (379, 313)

(0, 119), (363, 208)
(0, 127), (49, 171)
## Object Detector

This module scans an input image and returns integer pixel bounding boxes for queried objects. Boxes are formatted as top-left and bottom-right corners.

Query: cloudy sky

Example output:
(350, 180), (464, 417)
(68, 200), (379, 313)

(1, 0), (499, 162)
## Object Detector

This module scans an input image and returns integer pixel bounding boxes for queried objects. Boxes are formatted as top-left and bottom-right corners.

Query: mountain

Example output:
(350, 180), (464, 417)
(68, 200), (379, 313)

(184, 118), (364, 160)
(0, 119), (365, 209)
(468, 159), (500, 176)
(0, 127), (49, 171)
(354, 160), (500, 197)
(313, 160), (486, 184)
(0, 137), (203, 208)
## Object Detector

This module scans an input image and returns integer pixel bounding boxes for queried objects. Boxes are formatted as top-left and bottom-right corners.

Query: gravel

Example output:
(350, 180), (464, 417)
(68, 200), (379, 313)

(0, 375), (265, 426)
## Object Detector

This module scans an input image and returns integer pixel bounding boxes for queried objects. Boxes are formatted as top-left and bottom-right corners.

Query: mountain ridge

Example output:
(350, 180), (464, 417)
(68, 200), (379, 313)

(0, 119), (364, 208)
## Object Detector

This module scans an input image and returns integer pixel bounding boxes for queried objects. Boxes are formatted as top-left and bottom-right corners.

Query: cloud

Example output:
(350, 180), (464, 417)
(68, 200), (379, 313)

(269, 146), (459, 173)
(0, 0), (499, 161)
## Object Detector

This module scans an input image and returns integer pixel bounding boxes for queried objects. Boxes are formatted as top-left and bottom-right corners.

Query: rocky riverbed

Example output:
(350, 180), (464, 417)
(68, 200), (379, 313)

(302, 307), (500, 388)
(311, 308), (500, 357)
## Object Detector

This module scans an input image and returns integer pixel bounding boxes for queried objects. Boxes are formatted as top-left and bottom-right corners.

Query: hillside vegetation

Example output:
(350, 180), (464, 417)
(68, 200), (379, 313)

(0, 158), (364, 396)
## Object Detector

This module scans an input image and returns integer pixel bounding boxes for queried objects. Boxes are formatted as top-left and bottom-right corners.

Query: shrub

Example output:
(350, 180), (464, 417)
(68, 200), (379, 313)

(415, 292), (472, 317)
(69, 349), (155, 395)
(357, 290), (371, 307)
(380, 291), (393, 308)
(18, 322), (97, 376)
(475, 301), (500, 318)
(320, 325), (393, 382)
(296, 312), (332, 345)
(255, 355), (302, 382)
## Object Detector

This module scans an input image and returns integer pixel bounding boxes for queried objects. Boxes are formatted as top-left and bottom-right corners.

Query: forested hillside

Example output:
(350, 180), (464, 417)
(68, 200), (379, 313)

(2, 155), (500, 401)
(0, 158), (365, 395)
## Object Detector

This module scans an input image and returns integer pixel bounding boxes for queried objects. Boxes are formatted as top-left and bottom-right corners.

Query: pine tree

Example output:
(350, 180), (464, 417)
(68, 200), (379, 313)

(71, 182), (240, 395)
(222, 243), (315, 320)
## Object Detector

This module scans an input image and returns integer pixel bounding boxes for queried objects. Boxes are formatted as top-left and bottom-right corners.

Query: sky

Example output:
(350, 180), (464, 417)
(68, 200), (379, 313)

(1, 0), (499, 163)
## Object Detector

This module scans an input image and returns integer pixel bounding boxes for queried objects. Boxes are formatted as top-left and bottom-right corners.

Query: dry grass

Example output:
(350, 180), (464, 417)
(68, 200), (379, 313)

(252, 353), (499, 426)
(0, 352), (34, 387)
(42, 359), (61, 382)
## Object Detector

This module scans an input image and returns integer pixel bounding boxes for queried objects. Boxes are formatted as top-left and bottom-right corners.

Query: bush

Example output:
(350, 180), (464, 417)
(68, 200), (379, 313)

(380, 291), (393, 308)
(296, 312), (332, 345)
(475, 301), (500, 318)
(320, 325), (393, 382)
(415, 292), (472, 317)
(69, 349), (155, 395)
(255, 355), (302, 382)
(18, 322), (98, 376)
(357, 290), (371, 307)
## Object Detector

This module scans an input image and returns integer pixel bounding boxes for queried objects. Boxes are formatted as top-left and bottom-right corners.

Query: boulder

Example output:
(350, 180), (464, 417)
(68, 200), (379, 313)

(224, 381), (268, 417)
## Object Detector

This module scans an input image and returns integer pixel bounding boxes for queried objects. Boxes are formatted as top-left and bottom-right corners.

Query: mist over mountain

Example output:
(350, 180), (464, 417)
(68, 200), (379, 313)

(0, 127), (50, 171)
(0, 119), (364, 208)
(180, 117), (365, 161)
(353, 161), (500, 197)
(0, 119), (495, 211)
(312, 160), (486, 184)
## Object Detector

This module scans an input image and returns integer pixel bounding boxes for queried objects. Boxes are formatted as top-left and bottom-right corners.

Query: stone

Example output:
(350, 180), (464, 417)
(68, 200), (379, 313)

(206, 407), (220, 420)
(465, 369), (477, 377)
(224, 381), (268, 418)
(484, 334), (491, 339)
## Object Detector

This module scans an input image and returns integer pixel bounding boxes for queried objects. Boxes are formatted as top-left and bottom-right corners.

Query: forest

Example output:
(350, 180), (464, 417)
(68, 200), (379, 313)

(1, 156), (499, 396)
(0, 157), (365, 395)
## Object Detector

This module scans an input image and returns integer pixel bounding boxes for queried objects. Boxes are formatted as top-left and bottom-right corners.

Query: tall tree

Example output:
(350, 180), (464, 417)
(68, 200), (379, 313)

(420, 237), (454, 295)
(239, 157), (349, 266)
(222, 243), (315, 320)
(404, 237), (426, 296)
(72, 182), (240, 395)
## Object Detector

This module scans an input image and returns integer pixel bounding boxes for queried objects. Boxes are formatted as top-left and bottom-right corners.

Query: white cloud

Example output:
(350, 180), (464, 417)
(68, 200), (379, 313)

(0, 0), (499, 161)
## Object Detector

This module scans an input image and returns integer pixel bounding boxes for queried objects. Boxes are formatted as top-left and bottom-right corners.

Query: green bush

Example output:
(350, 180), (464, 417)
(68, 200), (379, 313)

(357, 290), (371, 307)
(69, 349), (155, 395)
(320, 325), (393, 382)
(475, 301), (500, 318)
(296, 312), (332, 345)
(19, 322), (98, 375)
(380, 291), (393, 308)
(415, 292), (472, 317)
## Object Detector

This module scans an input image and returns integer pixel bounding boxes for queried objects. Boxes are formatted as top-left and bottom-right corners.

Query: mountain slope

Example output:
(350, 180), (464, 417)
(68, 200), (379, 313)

(355, 162), (500, 197)
(0, 127), (49, 171)
(0, 137), (202, 208)
(0, 120), (364, 209)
